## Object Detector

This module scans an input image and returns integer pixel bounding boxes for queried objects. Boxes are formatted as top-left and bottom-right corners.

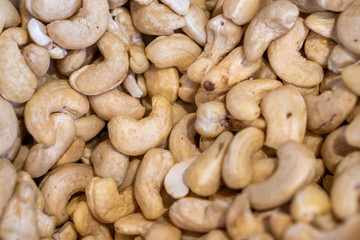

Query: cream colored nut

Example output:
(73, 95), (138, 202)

(288, 0), (324, 13)
(182, 5), (208, 46)
(133, 0), (152, 4)
(222, 127), (265, 189)
(194, 86), (226, 107)
(145, 33), (202, 73)
(269, 211), (293, 240)
(171, 102), (188, 126)
(211, 0), (224, 17)
(40, 163), (94, 225)
(53, 222), (77, 240)
(335, 151), (360, 176)
(73, 201), (112, 240)
(342, 63), (360, 96)
(226, 79), (282, 122)
(345, 115), (360, 148)
(303, 131), (324, 158)
(47, 0), (109, 49)
(316, 0), (354, 11)
(0, 0), (20, 33)
(57, 48), (87, 77)
(89, 88), (145, 121)
(24, 80), (89, 146)
(304, 11), (338, 41)
(123, 73), (143, 98)
(304, 31), (336, 68)
(46, 42), (68, 59)
(290, 183), (331, 222)
(135, 148), (174, 219)
(12, 144), (31, 171)
(187, 14), (242, 83)
(86, 177), (136, 223)
(245, 141), (316, 210)
(27, 18), (52, 46)
(337, 0), (360, 54)
(161, 0), (189, 15)
(226, 193), (264, 239)
(268, 18), (324, 87)
(320, 70), (341, 92)
(19, 0), (32, 29)
(179, 74), (200, 103)
(252, 57), (277, 80)
(3, 137), (20, 162)
(312, 159), (326, 183)
(251, 157), (277, 184)
(0, 158), (17, 217)
(0, 27), (36, 103)
(144, 65), (179, 102)
(36, 209), (57, 239)
(108, 95), (173, 156)
(186, 131), (233, 196)
(130, 0), (185, 35)
(91, 140), (129, 186)
(223, 0), (268, 25)
(169, 113), (200, 163)
(25, 113), (76, 178)
(346, 99), (360, 122)
(25, 0), (80, 22)
(201, 46), (261, 92)
(283, 81), (320, 96)
(75, 114), (105, 142)
(195, 101), (227, 138)
(261, 86), (307, 149)
(0, 97), (18, 156)
(22, 43), (50, 77)
(199, 230), (229, 240)
(244, 0), (299, 62)
(118, 158), (141, 191)
(328, 44), (360, 73)
(169, 197), (230, 232)
(305, 80), (357, 134)
(136, 74), (147, 98)
(108, 0), (128, 9)
(55, 136), (86, 167)
(70, 32), (129, 95)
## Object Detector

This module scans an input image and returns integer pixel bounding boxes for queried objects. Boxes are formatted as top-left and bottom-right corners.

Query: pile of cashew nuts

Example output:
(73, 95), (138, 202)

(1, 0), (360, 239)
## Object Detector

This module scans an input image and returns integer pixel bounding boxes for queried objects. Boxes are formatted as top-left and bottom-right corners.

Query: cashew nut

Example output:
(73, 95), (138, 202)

(304, 11), (339, 41)
(0, 97), (18, 156)
(342, 63), (360, 96)
(0, 158), (17, 217)
(22, 43), (50, 77)
(304, 31), (336, 68)
(74, 114), (106, 142)
(182, 5), (208, 46)
(0, 0), (21, 33)
(328, 44), (360, 73)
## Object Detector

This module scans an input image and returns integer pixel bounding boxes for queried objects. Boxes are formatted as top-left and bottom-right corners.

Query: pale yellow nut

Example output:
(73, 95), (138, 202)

(0, 97), (18, 156)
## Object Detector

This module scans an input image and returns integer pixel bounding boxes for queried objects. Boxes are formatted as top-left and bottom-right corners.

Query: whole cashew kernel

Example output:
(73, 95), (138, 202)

(22, 43), (50, 77)
(75, 114), (106, 142)
(0, 97), (18, 156)
(195, 101), (227, 138)
(55, 136), (86, 167)
(0, 0), (21, 33)
(182, 5), (208, 46)
(288, 0), (325, 13)
(179, 74), (200, 103)
(304, 31), (336, 68)
(304, 11), (339, 41)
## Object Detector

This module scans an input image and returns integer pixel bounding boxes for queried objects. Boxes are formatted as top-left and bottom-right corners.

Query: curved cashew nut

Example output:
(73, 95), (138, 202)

(0, 158), (17, 217)
(342, 63), (360, 96)
(0, 0), (21, 33)
(261, 86), (307, 149)
(47, 0), (109, 49)
(187, 14), (242, 83)
(108, 95), (173, 156)
(182, 5), (208, 46)
(304, 31), (336, 68)
(57, 48), (87, 77)
(0, 97), (18, 156)
(222, 127), (265, 189)
(53, 222), (77, 240)
(245, 141), (316, 210)
(75, 114), (105, 142)
(169, 197), (230, 232)
(145, 33), (202, 73)
(252, 57), (278, 80)
(226, 79), (282, 122)
(244, 0), (299, 62)
(304, 11), (339, 41)
(268, 18), (324, 87)
(22, 43), (50, 77)
(251, 157), (278, 184)
(25, 113), (76, 178)
(55, 136), (86, 167)
(135, 148), (174, 219)
(40, 163), (94, 225)
(86, 177), (136, 223)
(130, 0), (185, 35)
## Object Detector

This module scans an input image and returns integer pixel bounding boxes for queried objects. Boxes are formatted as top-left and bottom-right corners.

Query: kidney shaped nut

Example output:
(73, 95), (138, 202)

(24, 80), (89, 146)
(226, 79), (282, 122)
(22, 43), (50, 77)
(86, 177), (137, 223)
(0, 158), (17, 217)
(0, 0), (20, 33)
(305, 80), (357, 134)
(261, 86), (307, 149)
(186, 131), (233, 197)
(337, 0), (360, 54)
(55, 136), (86, 167)
(130, 0), (185, 35)
(187, 14), (242, 83)
(169, 197), (230, 232)
(145, 33), (202, 73)
(0, 27), (37, 103)
(222, 127), (265, 190)
(40, 163), (94, 225)
(268, 18), (324, 87)
(91, 140), (129, 186)
(108, 95), (172, 156)
(47, 0), (109, 49)
(74, 114), (105, 142)
(0, 97), (18, 157)
(304, 31), (336, 68)
(304, 11), (339, 41)
(134, 148), (174, 220)
(181, 5), (208, 46)
(25, 113), (76, 178)
(245, 141), (316, 210)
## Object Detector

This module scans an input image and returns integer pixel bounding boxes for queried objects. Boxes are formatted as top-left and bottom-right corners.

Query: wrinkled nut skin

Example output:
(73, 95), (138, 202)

(244, 0), (299, 62)
(22, 43), (50, 77)
(69, 32), (129, 95)
(0, 97), (18, 156)
(24, 80), (90, 146)
(0, 158), (17, 217)
(40, 163), (94, 225)
(47, 0), (109, 49)
(135, 148), (174, 220)
(108, 95), (173, 156)
(0, 0), (21, 33)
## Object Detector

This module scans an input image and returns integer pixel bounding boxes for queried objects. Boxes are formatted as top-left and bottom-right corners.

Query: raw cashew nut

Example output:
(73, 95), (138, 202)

(53, 222), (77, 240)
(304, 31), (336, 68)
(108, 95), (173, 156)
(24, 80), (89, 146)
(304, 11), (339, 41)
(161, 0), (189, 15)
(269, 211), (293, 240)
(288, 0), (324, 13)
(345, 114), (360, 148)
(0, 0), (21, 33)
(195, 101), (227, 138)
(57, 47), (94, 77)
(315, 0), (354, 11)
(0, 158), (17, 217)
(181, 5), (208, 46)
(169, 197), (230, 232)
(244, 0), (299, 62)
(40, 163), (94, 225)
(226, 79), (282, 122)
(222, 127), (265, 189)
(123, 73), (143, 98)
(86, 177), (137, 223)
(0, 97), (18, 156)
(178, 74), (200, 103)
(199, 230), (230, 240)
(328, 44), (360, 74)
(342, 63), (360, 96)
(252, 57), (278, 80)
(118, 158), (141, 191)
(145, 33), (202, 73)
(268, 18), (324, 87)
(134, 148), (174, 219)
(245, 141), (316, 210)
(74, 114), (105, 142)
(55, 136), (86, 167)
(22, 43), (50, 77)
(47, 0), (109, 49)
(25, 113), (76, 178)
(261, 86), (307, 149)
